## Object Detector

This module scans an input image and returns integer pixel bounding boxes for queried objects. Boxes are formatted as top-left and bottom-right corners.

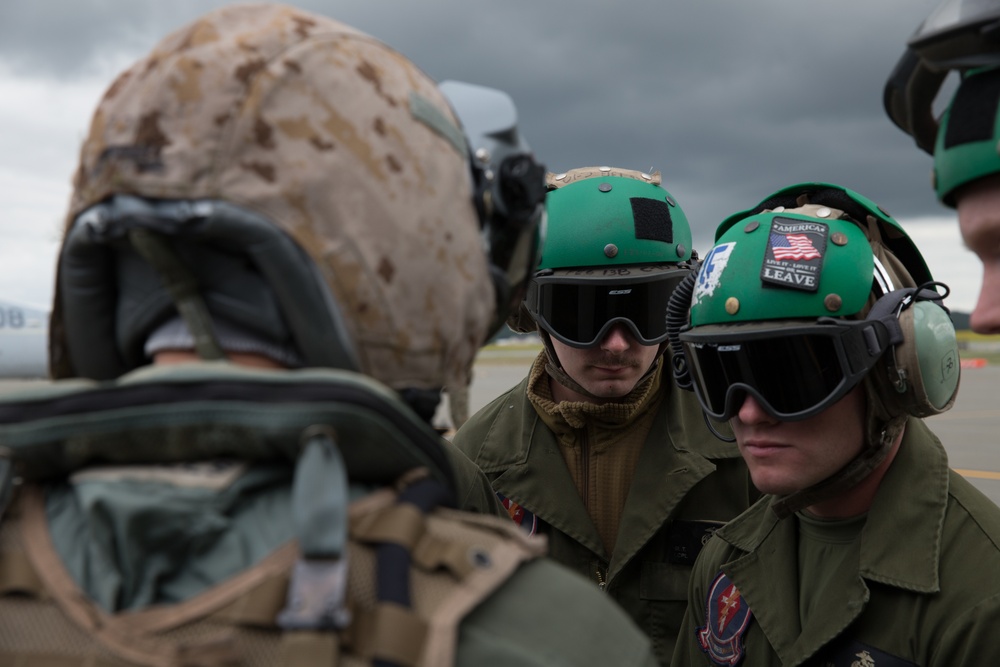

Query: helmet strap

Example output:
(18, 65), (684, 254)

(128, 228), (226, 362)
(768, 376), (905, 519)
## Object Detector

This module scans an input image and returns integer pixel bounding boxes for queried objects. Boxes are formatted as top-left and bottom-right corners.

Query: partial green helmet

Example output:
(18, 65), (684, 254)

(670, 182), (959, 423)
(541, 166), (692, 270)
(511, 167), (694, 348)
(933, 65), (1000, 205)
(883, 0), (1000, 202)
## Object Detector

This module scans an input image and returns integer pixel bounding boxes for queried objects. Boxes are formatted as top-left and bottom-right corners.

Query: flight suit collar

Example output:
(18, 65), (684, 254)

(477, 352), (744, 575)
(717, 417), (947, 590)
(712, 417), (949, 664)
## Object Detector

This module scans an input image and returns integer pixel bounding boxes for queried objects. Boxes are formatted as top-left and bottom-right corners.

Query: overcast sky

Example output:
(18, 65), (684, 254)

(0, 0), (982, 312)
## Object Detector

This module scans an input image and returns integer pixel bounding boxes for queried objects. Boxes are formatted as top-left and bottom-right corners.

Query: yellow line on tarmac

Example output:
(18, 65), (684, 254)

(954, 469), (1000, 481)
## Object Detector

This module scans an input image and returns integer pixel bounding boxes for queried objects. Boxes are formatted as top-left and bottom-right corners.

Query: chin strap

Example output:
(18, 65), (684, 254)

(128, 227), (226, 362)
(769, 377), (907, 519)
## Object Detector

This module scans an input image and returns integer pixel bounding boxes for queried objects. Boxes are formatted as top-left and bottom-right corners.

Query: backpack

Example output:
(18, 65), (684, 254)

(0, 363), (544, 666)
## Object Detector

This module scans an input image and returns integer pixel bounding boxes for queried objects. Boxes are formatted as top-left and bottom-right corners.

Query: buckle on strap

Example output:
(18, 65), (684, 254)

(277, 425), (352, 631)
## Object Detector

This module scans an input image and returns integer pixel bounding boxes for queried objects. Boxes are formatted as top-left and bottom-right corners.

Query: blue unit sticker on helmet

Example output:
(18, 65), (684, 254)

(697, 571), (753, 666)
(761, 217), (828, 292)
(694, 242), (736, 306)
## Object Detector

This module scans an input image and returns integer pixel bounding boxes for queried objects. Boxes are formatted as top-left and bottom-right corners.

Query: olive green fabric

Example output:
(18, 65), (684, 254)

(530, 355), (661, 555)
(452, 352), (757, 665)
(46, 453), (503, 612)
(673, 418), (1000, 666)
(457, 558), (660, 667)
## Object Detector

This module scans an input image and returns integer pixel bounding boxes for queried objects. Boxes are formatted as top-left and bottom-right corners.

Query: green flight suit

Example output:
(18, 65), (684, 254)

(453, 362), (756, 665)
(674, 418), (1000, 666)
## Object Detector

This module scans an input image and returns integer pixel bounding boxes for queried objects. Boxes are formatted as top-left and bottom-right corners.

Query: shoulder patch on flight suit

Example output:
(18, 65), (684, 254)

(497, 492), (538, 536)
(697, 571), (752, 666)
(666, 520), (724, 566)
(816, 639), (918, 666)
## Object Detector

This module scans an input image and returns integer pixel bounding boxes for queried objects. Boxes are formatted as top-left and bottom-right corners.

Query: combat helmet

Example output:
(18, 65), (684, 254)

(51, 4), (544, 418)
(667, 183), (960, 515)
(884, 0), (1000, 203)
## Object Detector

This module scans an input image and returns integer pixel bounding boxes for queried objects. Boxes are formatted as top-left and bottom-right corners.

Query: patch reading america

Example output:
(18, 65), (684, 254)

(497, 492), (538, 536)
(760, 217), (828, 293)
(693, 242), (735, 305)
(697, 571), (753, 666)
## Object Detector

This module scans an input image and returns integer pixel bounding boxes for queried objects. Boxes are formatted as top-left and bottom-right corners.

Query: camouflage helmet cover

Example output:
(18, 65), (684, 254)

(55, 3), (493, 393)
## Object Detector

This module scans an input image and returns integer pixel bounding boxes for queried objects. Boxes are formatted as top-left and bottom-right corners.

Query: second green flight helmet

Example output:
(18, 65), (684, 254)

(884, 0), (1000, 204)
(514, 166), (694, 348)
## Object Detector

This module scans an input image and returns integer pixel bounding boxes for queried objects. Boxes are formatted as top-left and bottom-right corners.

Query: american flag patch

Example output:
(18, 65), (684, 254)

(760, 217), (828, 293)
(769, 232), (821, 261)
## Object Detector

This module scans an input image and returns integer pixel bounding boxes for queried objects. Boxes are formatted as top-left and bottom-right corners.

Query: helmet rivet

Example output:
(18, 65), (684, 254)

(666, 196), (676, 207)
(816, 207), (832, 218)
(744, 220), (759, 233)
(604, 243), (619, 258)
(831, 232), (848, 246)
(641, 172), (652, 180)
(599, 166), (611, 173)
(773, 206), (785, 213)
(824, 294), (843, 312)
(554, 173), (567, 181)
(599, 182), (612, 193)
(675, 244), (686, 257)
(725, 297), (740, 315)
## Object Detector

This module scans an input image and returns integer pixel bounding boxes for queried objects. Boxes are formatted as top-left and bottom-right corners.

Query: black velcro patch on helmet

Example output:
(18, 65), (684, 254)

(631, 197), (673, 243)
(944, 68), (1000, 149)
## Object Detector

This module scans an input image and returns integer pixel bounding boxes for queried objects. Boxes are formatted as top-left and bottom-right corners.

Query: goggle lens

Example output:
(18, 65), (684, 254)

(683, 333), (849, 420)
(532, 275), (682, 347)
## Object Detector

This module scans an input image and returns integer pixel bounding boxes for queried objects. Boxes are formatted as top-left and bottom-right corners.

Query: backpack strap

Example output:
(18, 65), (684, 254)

(276, 426), (352, 667)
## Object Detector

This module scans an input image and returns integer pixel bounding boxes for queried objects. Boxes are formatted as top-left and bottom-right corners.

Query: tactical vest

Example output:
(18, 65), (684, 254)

(0, 364), (544, 666)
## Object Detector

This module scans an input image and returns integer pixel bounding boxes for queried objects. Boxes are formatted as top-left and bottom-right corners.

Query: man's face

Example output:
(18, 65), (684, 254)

(956, 173), (1000, 334)
(730, 384), (866, 496)
(549, 323), (660, 402)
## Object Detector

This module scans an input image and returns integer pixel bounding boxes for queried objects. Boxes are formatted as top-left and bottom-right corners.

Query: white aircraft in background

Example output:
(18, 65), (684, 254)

(0, 299), (49, 378)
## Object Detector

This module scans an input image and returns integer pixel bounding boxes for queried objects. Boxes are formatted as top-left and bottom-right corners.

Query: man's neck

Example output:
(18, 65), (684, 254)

(805, 426), (905, 519)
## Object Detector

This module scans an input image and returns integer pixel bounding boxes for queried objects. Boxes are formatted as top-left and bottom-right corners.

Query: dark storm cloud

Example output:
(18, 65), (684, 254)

(0, 0), (946, 251)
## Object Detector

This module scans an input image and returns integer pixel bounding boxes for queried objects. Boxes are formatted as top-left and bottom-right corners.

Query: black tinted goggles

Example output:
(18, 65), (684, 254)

(525, 269), (688, 348)
(678, 319), (891, 421)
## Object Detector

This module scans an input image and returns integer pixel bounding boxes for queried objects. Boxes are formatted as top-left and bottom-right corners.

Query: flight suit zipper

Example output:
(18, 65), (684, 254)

(596, 562), (609, 591)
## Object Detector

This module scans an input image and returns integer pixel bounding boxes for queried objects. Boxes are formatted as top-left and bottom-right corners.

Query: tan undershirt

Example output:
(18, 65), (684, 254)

(527, 352), (663, 556)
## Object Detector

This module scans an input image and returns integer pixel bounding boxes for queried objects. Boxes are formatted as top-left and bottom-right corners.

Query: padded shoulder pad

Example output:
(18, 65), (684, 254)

(0, 364), (455, 493)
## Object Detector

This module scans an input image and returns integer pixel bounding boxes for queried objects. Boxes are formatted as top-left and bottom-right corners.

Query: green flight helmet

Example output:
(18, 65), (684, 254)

(933, 66), (1000, 205)
(884, 0), (1000, 155)
(514, 167), (694, 349)
(675, 182), (958, 423)
(715, 182), (933, 285)
(670, 183), (959, 517)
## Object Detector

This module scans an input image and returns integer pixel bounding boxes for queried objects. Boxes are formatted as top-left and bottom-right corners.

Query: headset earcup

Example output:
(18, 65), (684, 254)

(891, 300), (961, 416)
